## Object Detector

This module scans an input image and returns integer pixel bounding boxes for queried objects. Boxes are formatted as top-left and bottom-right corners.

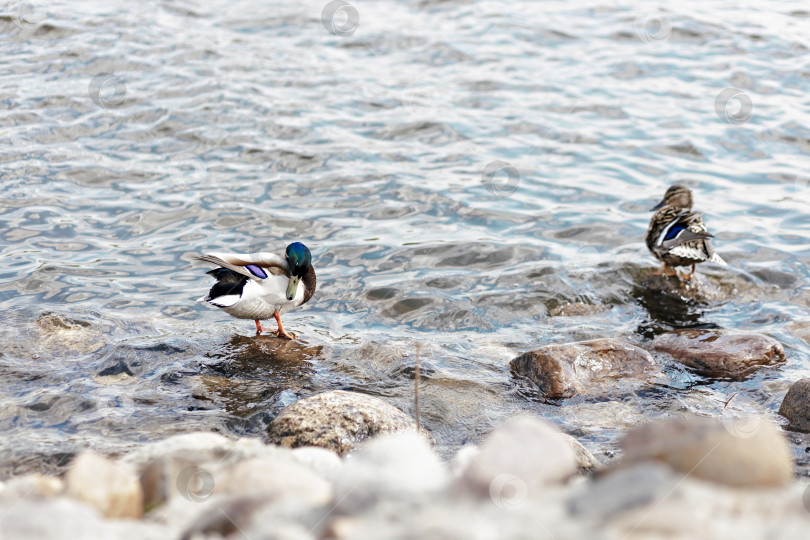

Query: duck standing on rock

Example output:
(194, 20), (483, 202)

(196, 242), (316, 339)
(646, 184), (725, 279)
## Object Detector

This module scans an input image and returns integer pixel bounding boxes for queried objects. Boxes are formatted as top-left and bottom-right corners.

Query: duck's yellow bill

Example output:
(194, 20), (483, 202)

(286, 276), (300, 301)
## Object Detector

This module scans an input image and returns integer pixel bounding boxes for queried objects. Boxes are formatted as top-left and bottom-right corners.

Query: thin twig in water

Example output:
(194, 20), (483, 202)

(721, 392), (738, 413)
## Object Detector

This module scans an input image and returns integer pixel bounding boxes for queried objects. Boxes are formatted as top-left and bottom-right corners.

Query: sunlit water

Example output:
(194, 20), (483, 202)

(1, 0), (810, 477)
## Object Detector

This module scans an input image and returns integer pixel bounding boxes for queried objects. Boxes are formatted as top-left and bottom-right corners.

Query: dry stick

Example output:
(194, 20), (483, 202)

(415, 342), (421, 432)
(721, 392), (738, 413)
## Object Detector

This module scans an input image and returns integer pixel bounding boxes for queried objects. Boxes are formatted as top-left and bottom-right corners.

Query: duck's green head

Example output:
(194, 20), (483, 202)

(650, 184), (693, 211)
(285, 242), (312, 300)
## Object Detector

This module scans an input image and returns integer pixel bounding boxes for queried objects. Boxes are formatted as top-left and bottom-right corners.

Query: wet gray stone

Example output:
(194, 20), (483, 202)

(779, 379), (810, 432)
(510, 338), (657, 399)
(268, 390), (425, 455)
(652, 328), (786, 378)
(562, 434), (603, 474)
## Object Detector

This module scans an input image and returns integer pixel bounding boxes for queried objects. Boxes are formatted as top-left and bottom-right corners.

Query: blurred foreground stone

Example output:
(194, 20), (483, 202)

(458, 415), (577, 497)
(618, 415), (792, 488)
(1, 414), (808, 540)
(66, 452), (143, 519)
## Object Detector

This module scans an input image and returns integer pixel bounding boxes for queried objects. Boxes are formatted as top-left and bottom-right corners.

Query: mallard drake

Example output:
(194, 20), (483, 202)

(196, 242), (316, 339)
(646, 184), (725, 279)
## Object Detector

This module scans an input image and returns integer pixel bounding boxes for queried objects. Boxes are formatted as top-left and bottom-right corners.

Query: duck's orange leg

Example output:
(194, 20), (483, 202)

(651, 264), (678, 277)
(272, 311), (298, 340)
(682, 264), (696, 281)
(254, 319), (263, 333)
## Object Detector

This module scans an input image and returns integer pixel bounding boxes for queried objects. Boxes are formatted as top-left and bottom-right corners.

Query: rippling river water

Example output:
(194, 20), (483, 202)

(1, 0), (809, 477)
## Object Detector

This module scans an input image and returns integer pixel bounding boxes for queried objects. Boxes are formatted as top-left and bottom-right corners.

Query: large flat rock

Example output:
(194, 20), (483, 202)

(652, 328), (785, 378)
(510, 338), (657, 399)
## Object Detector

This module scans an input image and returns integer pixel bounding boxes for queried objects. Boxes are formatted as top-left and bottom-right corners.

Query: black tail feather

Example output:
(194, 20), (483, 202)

(205, 268), (248, 300)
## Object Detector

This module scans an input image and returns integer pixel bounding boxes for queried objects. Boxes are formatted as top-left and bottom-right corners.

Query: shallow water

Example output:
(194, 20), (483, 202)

(1, 0), (810, 477)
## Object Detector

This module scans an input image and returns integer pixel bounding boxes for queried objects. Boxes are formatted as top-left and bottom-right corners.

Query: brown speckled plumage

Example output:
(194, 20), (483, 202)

(646, 185), (725, 270)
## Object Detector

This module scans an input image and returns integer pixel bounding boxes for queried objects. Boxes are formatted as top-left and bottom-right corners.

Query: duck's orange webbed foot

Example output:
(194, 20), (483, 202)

(651, 265), (678, 277)
(271, 311), (299, 340)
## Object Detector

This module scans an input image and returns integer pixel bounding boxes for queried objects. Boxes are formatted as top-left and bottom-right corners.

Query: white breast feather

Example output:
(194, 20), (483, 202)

(668, 245), (707, 261)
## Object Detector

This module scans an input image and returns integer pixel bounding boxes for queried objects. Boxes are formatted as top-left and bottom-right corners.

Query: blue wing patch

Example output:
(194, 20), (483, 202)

(664, 225), (686, 241)
(244, 264), (268, 278)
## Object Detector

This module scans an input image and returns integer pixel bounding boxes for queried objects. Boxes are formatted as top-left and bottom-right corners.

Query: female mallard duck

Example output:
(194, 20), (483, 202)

(646, 184), (725, 279)
(196, 242), (316, 339)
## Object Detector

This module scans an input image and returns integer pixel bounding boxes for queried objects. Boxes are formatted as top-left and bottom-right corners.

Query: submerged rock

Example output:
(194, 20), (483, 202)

(20, 312), (108, 356)
(510, 338), (657, 399)
(562, 434), (603, 473)
(268, 390), (425, 455)
(459, 415), (577, 498)
(618, 415), (792, 488)
(549, 302), (603, 317)
(651, 328), (785, 378)
(778, 378), (810, 432)
(65, 452), (143, 519)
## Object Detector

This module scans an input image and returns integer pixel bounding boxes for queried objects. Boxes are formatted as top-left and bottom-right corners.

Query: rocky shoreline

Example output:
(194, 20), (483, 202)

(1, 383), (810, 539)
(3, 306), (810, 539)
